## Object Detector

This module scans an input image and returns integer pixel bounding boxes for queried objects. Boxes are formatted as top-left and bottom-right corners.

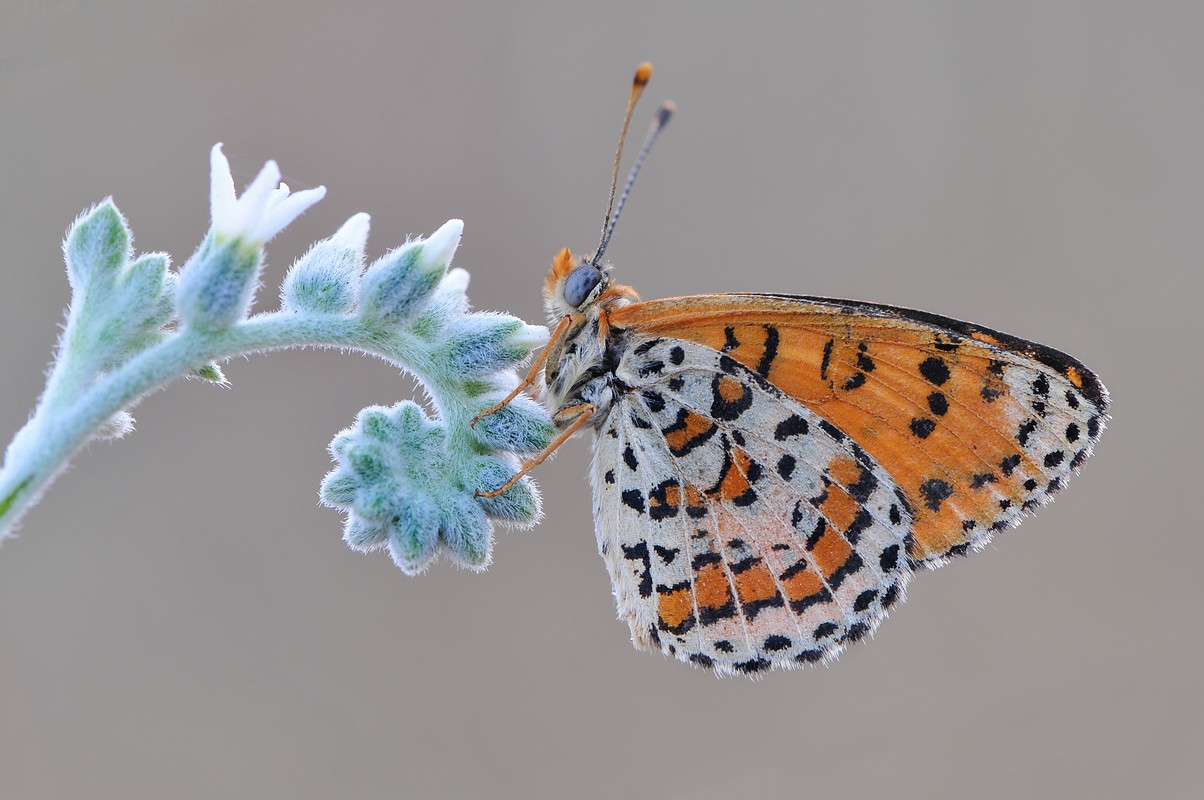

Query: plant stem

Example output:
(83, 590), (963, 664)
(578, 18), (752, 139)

(0, 312), (438, 539)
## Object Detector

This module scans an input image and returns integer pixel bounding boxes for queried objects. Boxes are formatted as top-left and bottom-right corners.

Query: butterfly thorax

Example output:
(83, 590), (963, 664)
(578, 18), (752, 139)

(542, 300), (636, 429)
(541, 249), (640, 429)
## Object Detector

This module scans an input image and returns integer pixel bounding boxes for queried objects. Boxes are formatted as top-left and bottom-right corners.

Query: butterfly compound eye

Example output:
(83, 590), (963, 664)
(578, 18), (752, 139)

(563, 264), (603, 308)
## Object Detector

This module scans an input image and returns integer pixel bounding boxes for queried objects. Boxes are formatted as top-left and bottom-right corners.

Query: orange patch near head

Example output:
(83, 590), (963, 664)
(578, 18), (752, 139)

(695, 563), (732, 610)
(542, 247), (576, 299)
(734, 561), (778, 605)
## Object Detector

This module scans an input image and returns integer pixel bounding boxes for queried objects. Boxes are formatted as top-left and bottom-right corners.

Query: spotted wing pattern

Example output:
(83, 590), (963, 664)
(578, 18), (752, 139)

(610, 294), (1109, 566)
(592, 338), (913, 675)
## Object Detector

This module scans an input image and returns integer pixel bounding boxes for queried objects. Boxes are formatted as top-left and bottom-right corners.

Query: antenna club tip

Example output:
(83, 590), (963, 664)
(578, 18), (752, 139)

(634, 62), (653, 86)
(657, 100), (676, 123)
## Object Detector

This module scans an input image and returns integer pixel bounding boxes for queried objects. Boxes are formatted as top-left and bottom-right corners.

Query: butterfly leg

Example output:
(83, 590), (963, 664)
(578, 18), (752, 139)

(470, 314), (572, 428)
(475, 402), (596, 498)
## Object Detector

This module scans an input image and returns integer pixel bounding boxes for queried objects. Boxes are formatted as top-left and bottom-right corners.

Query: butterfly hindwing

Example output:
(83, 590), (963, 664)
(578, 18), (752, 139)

(592, 338), (912, 674)
(609, 294), (1108, 566)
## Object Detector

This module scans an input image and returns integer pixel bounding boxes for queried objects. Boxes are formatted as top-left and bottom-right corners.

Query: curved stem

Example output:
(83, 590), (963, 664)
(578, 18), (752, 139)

(0, 312), (445, 539)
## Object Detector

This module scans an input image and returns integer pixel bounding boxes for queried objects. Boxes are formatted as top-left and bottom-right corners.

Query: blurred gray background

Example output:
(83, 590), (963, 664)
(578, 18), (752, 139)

(1, 2), (1200, 798)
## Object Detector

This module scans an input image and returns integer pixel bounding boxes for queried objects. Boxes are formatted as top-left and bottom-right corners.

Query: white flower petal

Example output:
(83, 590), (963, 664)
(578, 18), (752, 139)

(209, 143), (237, 231)
(233, 159), (283, 234)
(252, 185), (326, 242)
(204, 146), (326, 243)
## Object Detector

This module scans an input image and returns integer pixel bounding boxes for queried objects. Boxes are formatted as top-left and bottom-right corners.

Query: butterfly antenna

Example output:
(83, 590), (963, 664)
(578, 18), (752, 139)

(594, 99), (675, 264)
(592, 62), (653, 264)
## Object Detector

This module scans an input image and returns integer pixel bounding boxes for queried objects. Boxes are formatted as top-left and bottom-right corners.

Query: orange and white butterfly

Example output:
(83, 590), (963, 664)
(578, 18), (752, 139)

(478, 63), (1108, 676)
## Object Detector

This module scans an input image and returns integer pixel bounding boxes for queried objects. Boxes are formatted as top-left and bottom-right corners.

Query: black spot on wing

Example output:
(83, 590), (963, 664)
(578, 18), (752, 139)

(880, 544), (900, 572)
(842, 622), (870, 643)
(638, 361), (664, 377)
(775, 414), (809, 441)
(853, 589), (877, 612)
(826, 551), (863, 591)
(918, 357), (950, 386)
(919, 478), (953, 512)
(846, 468), (878, 503)
(820, 338), (834, 380)
(856, 344), (876, 372)
(970, 472), (997, 489)
(818, 420), (845, 442)
(844, 508), (874, 544)
(757, 325), (779, 378)
(654, 545), (679, 564)
(640, 390), (665, 413)
(910, 418), (936, 439)
(763, 635), (792, 652)
(633, 339), (661, 356)
(623, 446), (638, 471)
(621, 489), (645, 514)
(621, 541), (652, 598)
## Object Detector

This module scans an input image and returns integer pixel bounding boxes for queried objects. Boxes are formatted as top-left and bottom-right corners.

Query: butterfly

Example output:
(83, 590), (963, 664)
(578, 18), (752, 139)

(477, 63), (1109, 676)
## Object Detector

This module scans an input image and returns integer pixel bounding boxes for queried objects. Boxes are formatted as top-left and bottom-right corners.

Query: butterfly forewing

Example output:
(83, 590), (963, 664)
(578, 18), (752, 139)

(592, 338), (913, 674)
(609, 294), (1108, 566)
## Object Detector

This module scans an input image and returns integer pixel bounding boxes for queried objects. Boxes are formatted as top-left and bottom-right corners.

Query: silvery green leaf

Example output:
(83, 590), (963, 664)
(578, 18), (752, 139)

(63, 199), (130, 294)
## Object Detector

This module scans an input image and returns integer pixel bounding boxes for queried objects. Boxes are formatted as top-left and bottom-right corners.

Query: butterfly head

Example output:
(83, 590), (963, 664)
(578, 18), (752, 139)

(543, 248), (608, 321)
(543, 248), (640, 324)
